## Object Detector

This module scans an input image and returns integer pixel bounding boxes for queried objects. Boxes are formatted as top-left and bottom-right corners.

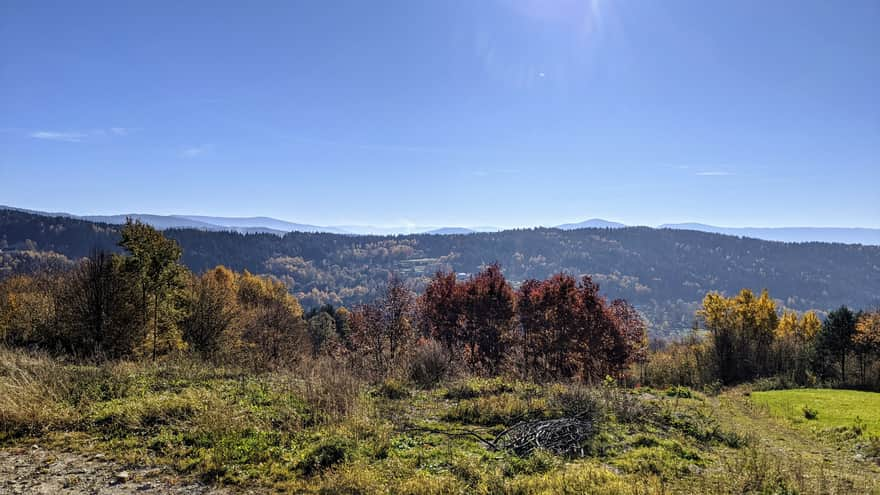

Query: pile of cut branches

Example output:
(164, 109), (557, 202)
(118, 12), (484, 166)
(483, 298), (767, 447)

(495, 418), (594, 457)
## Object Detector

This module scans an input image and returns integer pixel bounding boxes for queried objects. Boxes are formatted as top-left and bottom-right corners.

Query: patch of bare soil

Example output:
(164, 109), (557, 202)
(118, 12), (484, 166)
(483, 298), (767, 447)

(0, 445), (232, 495)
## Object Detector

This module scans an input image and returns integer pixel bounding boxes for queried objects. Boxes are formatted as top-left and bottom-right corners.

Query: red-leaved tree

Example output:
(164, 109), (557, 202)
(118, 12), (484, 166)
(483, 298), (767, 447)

(419, 266), (646, 382)
(516, 274), (646, 382)
(419, 270), (462, 357)
(459, 263), (516, 374)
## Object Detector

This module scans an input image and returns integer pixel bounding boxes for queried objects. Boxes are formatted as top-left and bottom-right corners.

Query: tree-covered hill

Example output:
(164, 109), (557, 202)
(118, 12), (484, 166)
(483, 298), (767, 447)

(2, 209), (878, 336)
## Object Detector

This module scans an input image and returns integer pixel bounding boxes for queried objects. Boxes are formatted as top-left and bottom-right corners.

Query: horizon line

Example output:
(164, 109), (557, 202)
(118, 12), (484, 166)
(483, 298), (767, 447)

(3, 204), (880, 231)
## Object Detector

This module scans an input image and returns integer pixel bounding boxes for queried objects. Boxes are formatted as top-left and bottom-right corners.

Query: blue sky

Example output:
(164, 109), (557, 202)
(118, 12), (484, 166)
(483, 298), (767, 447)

(1, 0), (878, 228)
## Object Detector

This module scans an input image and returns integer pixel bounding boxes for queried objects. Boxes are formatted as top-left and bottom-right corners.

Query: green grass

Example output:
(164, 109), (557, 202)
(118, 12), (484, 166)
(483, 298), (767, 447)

(751, 388), (880, 436)
(3, 347), (879, 494)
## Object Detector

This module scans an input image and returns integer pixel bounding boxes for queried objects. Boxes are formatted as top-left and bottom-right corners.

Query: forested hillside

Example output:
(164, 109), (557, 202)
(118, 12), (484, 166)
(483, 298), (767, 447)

(2, 209), (879, 336)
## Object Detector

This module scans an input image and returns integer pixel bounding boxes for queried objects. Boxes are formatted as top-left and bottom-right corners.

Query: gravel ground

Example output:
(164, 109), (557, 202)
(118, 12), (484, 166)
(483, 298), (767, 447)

(0, 445), (234, 495)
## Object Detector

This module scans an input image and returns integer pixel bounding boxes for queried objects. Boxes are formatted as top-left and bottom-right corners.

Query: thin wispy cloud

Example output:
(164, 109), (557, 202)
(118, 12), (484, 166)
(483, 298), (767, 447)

(29, 131), (87, 143)
(28, 128), (133, 143)
(181, 145), (212, 157)
(290, 136), (449, 154)
(695, 171), (734, 176)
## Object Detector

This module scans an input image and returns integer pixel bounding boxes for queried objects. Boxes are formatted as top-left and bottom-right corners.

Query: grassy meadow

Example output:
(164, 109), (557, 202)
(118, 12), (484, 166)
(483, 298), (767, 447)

(751, 389), (880, 436)
(2, 347), (879, 494)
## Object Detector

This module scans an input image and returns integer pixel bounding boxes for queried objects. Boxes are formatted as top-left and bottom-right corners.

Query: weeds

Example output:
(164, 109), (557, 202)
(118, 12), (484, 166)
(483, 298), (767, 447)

(861, 435), (880, 462)
(1, 346), (875, 493)
(443, 377), (516, 400)
(665, 385), (694, 399)
(297, 436), (355, 476)
(549, 385), (603, 420)
(444, 394), (548, 426)
(296, 357), (364, 424)
(375, 378), (410, 400)
(0, 347), (74, 437)
(408, 338), (450, 389)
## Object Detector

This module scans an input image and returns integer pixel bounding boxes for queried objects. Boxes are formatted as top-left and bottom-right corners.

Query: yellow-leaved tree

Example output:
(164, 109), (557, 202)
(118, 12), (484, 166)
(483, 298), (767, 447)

(236, 270), (307, 369)
(181, 266), (238, 360)
(775, 310), (821, 384)
(699, 288), (778, 384)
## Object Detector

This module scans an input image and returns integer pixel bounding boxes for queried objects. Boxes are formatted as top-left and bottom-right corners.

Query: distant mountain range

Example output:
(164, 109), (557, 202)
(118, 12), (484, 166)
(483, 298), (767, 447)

(0, 206), (338, 235)
(555, 219), (627, 230)
(658, 223), (880, 245)
(174, 215), (348, 234)
(2, 206), (878, 245)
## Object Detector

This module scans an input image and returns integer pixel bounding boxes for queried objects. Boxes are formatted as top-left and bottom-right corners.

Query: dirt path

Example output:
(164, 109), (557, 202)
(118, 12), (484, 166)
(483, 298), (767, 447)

(0, 444), (232, 495)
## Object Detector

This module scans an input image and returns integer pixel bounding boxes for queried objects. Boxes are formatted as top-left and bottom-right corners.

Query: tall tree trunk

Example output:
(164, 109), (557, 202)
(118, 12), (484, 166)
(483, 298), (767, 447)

(153, 292), (159, 362)
(142, 284), (148, 344)
(860, 354), (866, 386)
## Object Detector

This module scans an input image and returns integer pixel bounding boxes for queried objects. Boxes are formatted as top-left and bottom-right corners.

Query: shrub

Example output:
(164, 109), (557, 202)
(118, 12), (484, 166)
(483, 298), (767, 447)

(407, 338), (450, 389)
(59, 361), (154, 405)
(503, 449), (562, 476)
(90, 390), (203, 432)
(443, 377), (515, 400)
(802, 405), (818, 420)
(549, 386), (603, 420)
(751, 376), (794, 392)
(444, 382), (481, 400)
(715, 428), (751, 449)
(657, 404), (742, 446)
(644, 337), (715, 389)
(297, 436), (355, 476)
(861, 435), (880, 460)
(375, 378), (409, 400)
(701, 380), (722, 396)
(297, 357), (363, 424)
(607, 391), (657, 424)
(444, 394), (547, 426)
(198, 429), (284, 482)
(664, 385), (693, 399)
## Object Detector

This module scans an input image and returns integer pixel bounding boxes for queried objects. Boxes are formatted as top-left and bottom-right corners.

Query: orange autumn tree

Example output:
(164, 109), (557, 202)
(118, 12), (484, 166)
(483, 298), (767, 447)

(854, 310), (880, 384)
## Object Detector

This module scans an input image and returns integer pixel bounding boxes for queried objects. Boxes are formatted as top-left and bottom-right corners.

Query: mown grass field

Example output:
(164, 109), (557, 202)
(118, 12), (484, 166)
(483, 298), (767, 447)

(751, 389), (880, 435)
(2, 347), (879, 494)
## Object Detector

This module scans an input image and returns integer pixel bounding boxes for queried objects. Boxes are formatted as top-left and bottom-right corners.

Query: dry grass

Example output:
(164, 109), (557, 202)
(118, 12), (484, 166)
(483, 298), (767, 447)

(2, 346), (879, 494)
(0, 347), (74, 436)
(294, 356), (366, 424)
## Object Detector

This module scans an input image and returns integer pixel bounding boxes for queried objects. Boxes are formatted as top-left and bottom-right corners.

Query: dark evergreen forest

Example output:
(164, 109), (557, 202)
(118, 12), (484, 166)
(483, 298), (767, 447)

(2, 209), (878, 336)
